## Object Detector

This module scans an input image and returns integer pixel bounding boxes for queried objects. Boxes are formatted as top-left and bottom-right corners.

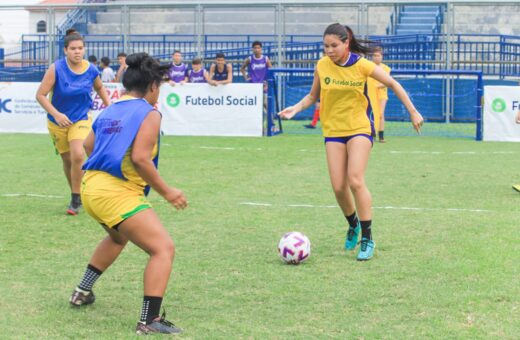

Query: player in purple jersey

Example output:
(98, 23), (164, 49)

(168, 50), (188, 86)
(240, 41), (273, 91)
(186, 57), (212, 84)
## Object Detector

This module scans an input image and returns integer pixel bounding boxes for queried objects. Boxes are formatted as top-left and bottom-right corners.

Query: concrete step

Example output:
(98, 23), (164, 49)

(400, 17), (437, 24)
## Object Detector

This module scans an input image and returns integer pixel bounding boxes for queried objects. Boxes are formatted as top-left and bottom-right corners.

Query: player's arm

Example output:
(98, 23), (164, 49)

(204, 70), (216, 86)
(35, 64), (72, 127)
(131, 110), (187, 210)
(266, 56), (273, 68)
(278, 69), (320, 120)
(240, 58), (250, 81)
(370, 66), (423, 133)
(208, 64), (216, 82)
(83, 130), (95, 157)
(224, 64), (233, 84)
(93, 76), (111, 107)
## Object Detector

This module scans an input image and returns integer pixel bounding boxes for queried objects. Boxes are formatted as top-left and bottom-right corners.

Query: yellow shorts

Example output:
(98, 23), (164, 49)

(47, 117), (92, 154)
(81, 171), (152, 228)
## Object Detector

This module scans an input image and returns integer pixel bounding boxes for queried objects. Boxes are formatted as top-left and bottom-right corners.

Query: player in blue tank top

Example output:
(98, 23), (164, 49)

(209, 52), (233, 85)
(69, 53), (187, 335)
(36, 31), (110, 216)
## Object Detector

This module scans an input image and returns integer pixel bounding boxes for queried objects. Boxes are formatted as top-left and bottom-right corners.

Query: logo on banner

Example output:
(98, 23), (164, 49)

(166, 93), (180, 108)
(0, 98), (12, 113)
(491, 98), (507, 113)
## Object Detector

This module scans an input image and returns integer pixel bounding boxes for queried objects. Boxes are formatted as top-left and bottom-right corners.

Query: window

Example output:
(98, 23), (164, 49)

(37, 20), (46, 33)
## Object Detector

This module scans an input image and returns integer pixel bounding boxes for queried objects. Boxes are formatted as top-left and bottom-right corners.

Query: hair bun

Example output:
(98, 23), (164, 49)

(125, 52), (150, 69)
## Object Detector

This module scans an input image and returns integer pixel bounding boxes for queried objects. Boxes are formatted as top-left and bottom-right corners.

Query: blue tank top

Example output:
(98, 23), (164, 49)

(168, 63), (187, 82)
(212, 63), (229, 81)
(248, 55), (269, 83)
(83, 98), (159, 195)
(49, 58), (99, 124)
(188, 68), (206, 83)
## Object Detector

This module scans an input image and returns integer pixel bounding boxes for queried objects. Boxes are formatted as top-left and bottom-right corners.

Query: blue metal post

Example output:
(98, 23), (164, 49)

(0, 48), (4, 69)
(476, 72), (483, 141)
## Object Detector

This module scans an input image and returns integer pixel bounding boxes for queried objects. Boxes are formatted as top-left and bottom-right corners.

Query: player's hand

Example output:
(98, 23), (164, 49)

(169, 80), (176, 87)
(164, 188), (188, 210)
(410, 111), (424, 134)
(55, 113), (73, 127)
(516, 111), (520, 124)
(278, 106), (298, 120)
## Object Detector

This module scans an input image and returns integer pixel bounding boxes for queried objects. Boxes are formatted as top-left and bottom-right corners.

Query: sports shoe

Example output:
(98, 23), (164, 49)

(379, 138), (386, 143)
(70, 288), (95, 307)
(512, 184), (520, 193)
(135, 312), (183, 335)
(304, 124), (316, 129)
(345, 222), (360, 250)
(66, 203), (81, 216)
(357, 238), (375, 261)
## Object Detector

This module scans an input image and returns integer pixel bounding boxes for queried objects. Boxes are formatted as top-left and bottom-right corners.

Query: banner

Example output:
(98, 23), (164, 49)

(158, 83), (263, 137)
(0, 82), (125, 134)
(0, 82), (263, 137)
(483, 86), (520, 142)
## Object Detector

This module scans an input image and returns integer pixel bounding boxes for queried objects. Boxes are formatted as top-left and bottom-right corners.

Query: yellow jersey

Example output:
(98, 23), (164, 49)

(317, 54), (376, 137)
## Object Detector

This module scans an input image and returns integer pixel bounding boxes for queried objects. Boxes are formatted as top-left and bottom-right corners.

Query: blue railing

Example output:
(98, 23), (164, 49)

(3, 33), (520, 82)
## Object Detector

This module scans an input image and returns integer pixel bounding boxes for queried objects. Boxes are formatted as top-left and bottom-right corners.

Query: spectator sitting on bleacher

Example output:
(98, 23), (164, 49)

(115, 52), (127, 83)
(100, 57), (115, 83)
(186, 58), (213, 84)
(209, 52), (233, 85)
(168, 50), (187, 86)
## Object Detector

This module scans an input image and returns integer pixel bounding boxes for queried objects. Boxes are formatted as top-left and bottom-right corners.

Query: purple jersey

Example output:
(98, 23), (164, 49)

(188, 68), (207, 83)
(248, 55), (269, 83)
(168, 63), (187, 82)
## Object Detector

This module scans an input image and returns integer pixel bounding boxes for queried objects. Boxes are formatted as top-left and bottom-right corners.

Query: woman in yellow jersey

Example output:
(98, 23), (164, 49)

(68, 53), (187, 335)
(279, 23), (423, 261)
(36, 30), (110, 215)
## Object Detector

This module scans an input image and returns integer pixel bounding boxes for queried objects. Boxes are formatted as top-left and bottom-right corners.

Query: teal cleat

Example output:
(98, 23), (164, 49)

(345, 223), (360, 250)
(357, 238), (375, 261)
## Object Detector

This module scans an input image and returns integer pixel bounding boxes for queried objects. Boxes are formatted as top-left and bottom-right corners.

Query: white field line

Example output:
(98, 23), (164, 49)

(389, 150), (516, 155)
(1, 193), (64, 199)
(239, 202), (491, 213)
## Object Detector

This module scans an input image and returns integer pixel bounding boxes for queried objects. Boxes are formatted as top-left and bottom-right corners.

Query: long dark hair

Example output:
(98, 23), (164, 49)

(323, 23), (374, 55)
(123, 52), (169, 95)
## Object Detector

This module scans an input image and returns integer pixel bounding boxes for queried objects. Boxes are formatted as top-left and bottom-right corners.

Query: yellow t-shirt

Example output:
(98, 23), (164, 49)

(377, 63), (391, 100)
(317, 55), (376, 137)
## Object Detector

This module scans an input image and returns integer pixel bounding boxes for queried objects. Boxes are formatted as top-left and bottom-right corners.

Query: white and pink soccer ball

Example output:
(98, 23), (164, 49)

(278, 231), (311, 264)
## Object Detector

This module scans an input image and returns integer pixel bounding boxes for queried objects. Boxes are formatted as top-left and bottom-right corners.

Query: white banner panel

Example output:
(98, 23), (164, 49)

(0, 82), (125, 134)
(483, 86), (520, 142)
(158, 83), (263, 137)
(0, 82), (263, 137)
(0, 82), (47, 133)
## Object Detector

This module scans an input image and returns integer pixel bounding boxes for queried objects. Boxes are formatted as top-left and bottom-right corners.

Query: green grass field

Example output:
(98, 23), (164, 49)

(1, 131), (519, 339)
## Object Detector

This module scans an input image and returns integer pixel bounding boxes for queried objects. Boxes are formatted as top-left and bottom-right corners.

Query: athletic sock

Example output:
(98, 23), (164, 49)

(345, 212), (359, 229)
(311, 108), (320, 126)
(378, 131), (384, 140)
(77, 264), (103, 292)
(71, 193), (81, 207)
(360, 220), (372, 240)
(141, 296), (163, 324)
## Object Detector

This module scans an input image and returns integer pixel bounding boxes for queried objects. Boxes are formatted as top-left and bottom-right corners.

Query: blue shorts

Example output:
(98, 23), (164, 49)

(324, 134), (373, 145)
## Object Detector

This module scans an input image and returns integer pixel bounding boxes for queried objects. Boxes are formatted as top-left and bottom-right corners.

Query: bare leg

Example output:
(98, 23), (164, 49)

(88, 225), (129, 271)
(325, 141), (356, 216)
(345, 137), (372, 221)
(118, 209), (175, 297)
(59, 151), (72, 190)
(69, 139), (86, 194)
(379, 99), (387, 133)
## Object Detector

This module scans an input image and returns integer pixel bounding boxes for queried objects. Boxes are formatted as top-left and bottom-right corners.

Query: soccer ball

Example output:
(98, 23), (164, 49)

(278, 231), (311, 265)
